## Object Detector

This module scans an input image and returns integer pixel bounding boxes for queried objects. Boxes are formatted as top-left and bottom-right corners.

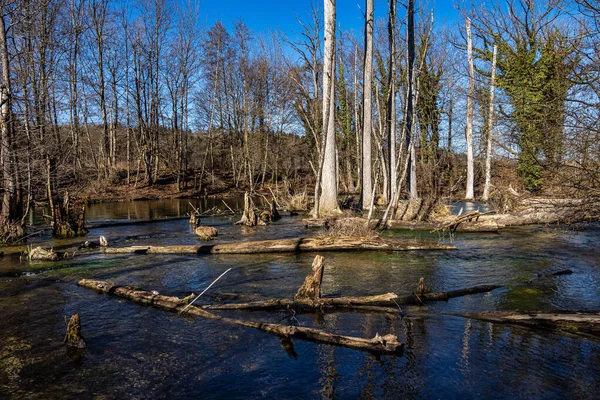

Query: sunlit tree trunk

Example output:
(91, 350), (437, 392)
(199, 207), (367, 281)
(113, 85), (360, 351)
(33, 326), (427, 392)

(465, 17), (475, 200)
(482, 44), (498, 201)
(316, 0), (338, 216)
(361, 0), (374, 210)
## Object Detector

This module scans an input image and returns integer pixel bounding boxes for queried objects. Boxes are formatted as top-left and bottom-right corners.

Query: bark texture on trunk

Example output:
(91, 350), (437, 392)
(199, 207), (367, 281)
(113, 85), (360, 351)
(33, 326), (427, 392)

(318, 0), (339, 216)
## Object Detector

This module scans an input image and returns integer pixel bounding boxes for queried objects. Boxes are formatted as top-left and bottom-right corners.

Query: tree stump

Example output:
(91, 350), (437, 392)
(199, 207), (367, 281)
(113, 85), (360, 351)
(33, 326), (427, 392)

(270, 199), (281, 221)
(236, 192), (263, 226)
(63, 313), (86, 349)
(295, 255), (325, 303)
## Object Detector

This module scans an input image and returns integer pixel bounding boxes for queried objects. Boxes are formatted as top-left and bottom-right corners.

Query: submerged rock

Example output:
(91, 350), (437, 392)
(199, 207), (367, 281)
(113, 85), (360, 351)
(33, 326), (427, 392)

(195, 226), (218, 240)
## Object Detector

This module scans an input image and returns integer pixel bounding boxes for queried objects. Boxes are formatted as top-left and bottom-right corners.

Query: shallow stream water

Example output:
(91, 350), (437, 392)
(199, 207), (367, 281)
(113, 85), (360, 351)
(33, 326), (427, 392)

(1, 199), (599, 398)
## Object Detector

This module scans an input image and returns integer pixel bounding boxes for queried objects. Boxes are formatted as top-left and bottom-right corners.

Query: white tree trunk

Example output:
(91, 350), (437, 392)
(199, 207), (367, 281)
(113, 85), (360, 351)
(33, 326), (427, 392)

(361, 0), (374, 210)
(482, 45), (498, 201)
(387, 0), (397, 203)
(465, 17), (475, 200)
(319, 0), (339, 215)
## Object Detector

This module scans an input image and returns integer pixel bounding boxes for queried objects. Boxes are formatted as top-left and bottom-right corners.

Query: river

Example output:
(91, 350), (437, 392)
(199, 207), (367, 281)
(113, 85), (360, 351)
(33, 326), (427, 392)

(0, 199), (599, 398)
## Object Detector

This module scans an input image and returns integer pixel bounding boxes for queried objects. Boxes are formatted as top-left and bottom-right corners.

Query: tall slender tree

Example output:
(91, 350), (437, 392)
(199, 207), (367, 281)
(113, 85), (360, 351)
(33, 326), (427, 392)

(361, 0), (374, 209)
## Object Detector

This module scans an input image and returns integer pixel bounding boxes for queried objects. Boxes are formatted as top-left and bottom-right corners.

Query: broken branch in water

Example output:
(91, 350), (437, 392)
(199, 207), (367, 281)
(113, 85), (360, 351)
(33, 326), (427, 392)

(77, 279), (404, 355)
(178, 268), (232, 315)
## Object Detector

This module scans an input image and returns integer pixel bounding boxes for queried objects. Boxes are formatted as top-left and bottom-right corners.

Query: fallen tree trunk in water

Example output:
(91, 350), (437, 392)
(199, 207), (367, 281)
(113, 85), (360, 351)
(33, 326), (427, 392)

(303, 218), (499, 233)
(201, 285), (502, 311)
(77, 279), (404, 355)
(103, 236), (456, 255)
(476, 198), (600, 227)
(460, 311), (600, 339)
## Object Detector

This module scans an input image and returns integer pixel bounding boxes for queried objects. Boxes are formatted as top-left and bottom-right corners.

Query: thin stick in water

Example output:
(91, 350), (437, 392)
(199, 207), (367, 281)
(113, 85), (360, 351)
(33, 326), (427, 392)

(178, 268), (233, 315)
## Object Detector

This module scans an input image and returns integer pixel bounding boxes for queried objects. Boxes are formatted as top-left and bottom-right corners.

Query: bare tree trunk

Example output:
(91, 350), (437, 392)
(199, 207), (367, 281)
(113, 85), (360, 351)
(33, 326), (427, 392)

(465, 17), (475, 200)
(386, 0), (397, 203)
(447, 97), (453, 151)
(482, 45), (498, 201)
(92, 0), (110, 175)
(361, 0), (374, 210)
(406, 0), (417, 199)
(0, 12), (16, 226)
(318, 0), (339, 216)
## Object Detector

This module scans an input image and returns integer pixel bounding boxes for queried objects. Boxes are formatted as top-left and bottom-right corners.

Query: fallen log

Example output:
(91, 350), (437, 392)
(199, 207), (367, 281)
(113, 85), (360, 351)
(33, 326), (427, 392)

(303, 218), (499, 233)
(77, 279), (404, 355)
(477, 197), (600, 227)
(103, 236), (456, 255)
(201, 285), (502, 311)
(384, 219), (499, 233)
(460, 311), (600, 339)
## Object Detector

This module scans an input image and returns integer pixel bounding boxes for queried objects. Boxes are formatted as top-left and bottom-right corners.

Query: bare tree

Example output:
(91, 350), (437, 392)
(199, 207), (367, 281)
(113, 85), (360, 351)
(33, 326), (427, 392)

(465, 17), (475, 200)
(406, 0), (417, 199)
(314, 0), (338, 216)
(361, 0), (374, 210)
(481, 44), (497, 201)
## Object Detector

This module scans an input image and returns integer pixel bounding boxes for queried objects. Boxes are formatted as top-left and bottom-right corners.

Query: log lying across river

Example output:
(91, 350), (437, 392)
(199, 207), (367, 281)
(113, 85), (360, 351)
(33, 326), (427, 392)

(103, 236), (456, 255)
(461, 311), (600, 339)
(302, 218), (499, 232)
(201, 285), (502, 311)
(78, 279), (404, 355)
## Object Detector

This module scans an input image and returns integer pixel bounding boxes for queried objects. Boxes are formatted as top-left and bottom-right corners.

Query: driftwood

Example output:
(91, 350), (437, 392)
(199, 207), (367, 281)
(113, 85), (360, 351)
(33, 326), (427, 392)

(103, 236), (456, 255)
(461, 311), (600, 339)
(63, 313), (86, 349)
(202, 285), (502, 311)
(77, 279), (404, 355)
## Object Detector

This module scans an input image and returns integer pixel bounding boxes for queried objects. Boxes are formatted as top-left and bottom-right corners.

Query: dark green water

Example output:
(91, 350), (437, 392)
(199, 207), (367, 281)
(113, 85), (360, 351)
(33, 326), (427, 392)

(1, 199), (599, 399)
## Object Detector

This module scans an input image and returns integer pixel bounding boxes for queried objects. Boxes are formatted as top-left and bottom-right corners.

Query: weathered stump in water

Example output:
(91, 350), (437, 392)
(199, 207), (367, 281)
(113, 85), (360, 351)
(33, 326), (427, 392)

(63, 313), (86, 349)
(51, 191), (88, 238)
(295, 255), (325, 303)
(236, 192), (264, 226)
(195, 226), (218, 240)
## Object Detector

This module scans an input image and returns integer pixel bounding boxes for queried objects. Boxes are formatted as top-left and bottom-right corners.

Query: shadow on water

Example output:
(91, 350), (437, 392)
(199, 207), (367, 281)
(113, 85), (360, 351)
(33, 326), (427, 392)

(1, 198), (599, 398)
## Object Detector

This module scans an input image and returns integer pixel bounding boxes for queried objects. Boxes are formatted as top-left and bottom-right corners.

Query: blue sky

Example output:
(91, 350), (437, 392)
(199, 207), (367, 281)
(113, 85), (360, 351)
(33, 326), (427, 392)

(200, 0), (462, 37)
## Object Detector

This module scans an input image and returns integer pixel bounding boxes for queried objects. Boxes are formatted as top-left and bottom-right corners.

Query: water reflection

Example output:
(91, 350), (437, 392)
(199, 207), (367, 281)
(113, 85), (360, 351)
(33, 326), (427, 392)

(0, 200), (599, 398)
